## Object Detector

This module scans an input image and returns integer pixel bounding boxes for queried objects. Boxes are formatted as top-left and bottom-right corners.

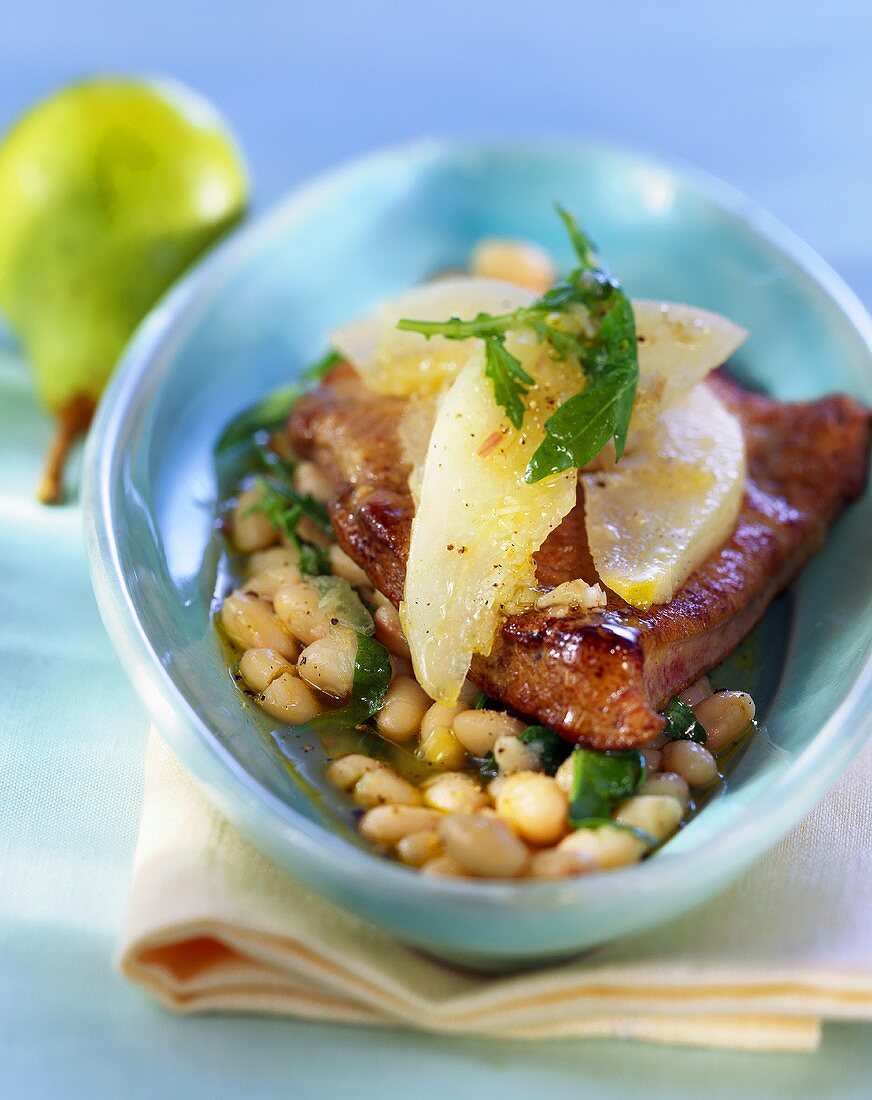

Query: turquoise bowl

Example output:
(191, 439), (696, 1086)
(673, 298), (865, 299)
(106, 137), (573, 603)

(84, 141), (872, 967)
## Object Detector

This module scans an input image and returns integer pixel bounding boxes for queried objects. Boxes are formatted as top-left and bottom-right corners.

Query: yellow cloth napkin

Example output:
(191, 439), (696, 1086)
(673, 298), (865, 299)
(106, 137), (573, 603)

(118, 731), (872, 1052)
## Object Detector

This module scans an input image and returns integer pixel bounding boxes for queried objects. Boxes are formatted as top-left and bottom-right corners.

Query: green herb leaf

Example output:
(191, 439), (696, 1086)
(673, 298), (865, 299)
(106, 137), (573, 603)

(396, 309), (524, 342)
(476, 750), (499, 779)
(311, 576), (375, 636)
(296, 541), (331, 576)
(303, 347), (343, 383)
(555, 203), (596, 265)
(473, 691), (491, 710)
(527, 263), (638, 480)
(349, 633), (393, 715)
(483, 336), (534, 428)
(215, 385), (302, 455)
(307, 633), (393, 730)
(244, 473), (333, 576)
(396, 205), (638, 478)
(661, 697), (706, 744)
(249, 476), (332, 535)
(568, 747), (647, 827)
(519, 725), (569, 775)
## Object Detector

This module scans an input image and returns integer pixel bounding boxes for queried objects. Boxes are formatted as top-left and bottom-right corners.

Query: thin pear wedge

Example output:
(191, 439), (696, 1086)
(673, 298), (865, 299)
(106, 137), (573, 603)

(583, 383), (746, 610)
(401, 343), (578, 704)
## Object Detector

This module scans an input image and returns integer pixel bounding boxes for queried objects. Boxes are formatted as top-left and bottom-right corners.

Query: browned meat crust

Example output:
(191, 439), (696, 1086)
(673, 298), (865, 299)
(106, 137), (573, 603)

(289, 365), (871, 749)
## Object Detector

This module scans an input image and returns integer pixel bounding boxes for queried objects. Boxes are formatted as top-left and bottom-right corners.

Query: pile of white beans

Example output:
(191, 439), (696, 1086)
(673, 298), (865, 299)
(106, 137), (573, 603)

(219, 457), (757, 880)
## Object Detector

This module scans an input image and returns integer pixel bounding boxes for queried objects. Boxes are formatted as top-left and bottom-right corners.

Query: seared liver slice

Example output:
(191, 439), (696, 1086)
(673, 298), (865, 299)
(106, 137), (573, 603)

(288, 365), (871, 749)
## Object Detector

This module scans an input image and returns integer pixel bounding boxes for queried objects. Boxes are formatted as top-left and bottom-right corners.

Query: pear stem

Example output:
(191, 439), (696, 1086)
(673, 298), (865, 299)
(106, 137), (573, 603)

(38, 394), (97, 505)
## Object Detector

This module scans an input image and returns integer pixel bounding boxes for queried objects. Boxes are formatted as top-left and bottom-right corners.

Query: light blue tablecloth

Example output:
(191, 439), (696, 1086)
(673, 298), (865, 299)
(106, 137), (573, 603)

(1, 2), (871, 1096)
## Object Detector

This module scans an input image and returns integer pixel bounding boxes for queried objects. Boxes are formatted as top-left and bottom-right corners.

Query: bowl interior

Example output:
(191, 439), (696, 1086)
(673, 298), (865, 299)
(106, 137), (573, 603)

(89, 141), (872, 954)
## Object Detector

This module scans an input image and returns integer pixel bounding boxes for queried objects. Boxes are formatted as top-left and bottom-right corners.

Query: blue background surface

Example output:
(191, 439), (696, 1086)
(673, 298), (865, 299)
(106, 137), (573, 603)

(1, 2), (871, 1097)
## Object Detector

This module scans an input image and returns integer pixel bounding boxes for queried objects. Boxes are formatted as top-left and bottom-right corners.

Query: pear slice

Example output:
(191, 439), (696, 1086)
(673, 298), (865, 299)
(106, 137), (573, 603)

(340, 279), (749, 687)
(332, 281), (747, 433)
(331, 277), (536, 397)
(629, 300), (747, 434)
(583, 383), (746, 610)
(401, 342), (578, 705)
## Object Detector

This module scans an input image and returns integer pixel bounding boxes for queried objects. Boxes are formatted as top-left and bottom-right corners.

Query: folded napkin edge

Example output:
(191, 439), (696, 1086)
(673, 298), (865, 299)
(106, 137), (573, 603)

(117, 919), (872, 1022)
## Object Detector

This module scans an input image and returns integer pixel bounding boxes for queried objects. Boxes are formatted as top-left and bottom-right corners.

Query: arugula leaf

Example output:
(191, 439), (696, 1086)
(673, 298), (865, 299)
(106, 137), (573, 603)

(568, 747), (647, 827)
(525, 343), (636, 480)
(397, 309), (532, 343)
(527, 213), (638, 478)
(249, 476), (332, 535)
(396, 205), (638, 480)
(661, 697), (706, 744)
(215, 384), (302, 455)
(556, 202), (596, 264)
(483, 335), (534, 428)
(519, 725), (569, 775)
(244, 471), (333, 576)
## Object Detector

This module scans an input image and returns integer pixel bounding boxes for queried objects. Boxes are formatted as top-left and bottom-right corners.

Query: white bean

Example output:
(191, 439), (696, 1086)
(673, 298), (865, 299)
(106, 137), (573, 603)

(440, 814), (530, 878)
(470, 238), (556, 295)
(245, 563), (302, 599)
(297, 630), (356, 697)
(418, 702), (469, 768)
(641, 747), (662, 773)
(423, 773), (488, 815)
(353, 766), (423, 809)
(273, 582), (331, 645)
(374, 603), (411, 658)
(389, 653), (414, 679)
(487, 776), (508, 801)
(493, 733), (541, 776)
(640, 771), (690, 808)
(694, 690), (756, 755)
(232, 486), (279, 552)
(246, 545), (300, 577)
(293, 460), (334, 504)
(220, 591), (299, 660)
(396, 829), (444, 867)
(328, 545), (370, 587)
(555, 755), (575, 794)
(678, 675), (714, 708)
(558, 825), (646, 869)
(494, 772), (568, 846)
(452, 709), (525, 756)
(420, 854), (472, 878)
(326, 753), (381, 791)
(529, 847), (595, 879)
(614, 794), (684, 843)
(358, 805), (444, 846)
(258, 671), (322, 724)
(660, 740), (719, 788)
(376, 676), (430, 742)
(238, 647), (294, 693)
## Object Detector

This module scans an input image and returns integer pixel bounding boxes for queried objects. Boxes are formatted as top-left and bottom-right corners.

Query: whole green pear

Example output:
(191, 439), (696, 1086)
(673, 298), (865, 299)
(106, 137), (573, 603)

(0, 76), (248, 502)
